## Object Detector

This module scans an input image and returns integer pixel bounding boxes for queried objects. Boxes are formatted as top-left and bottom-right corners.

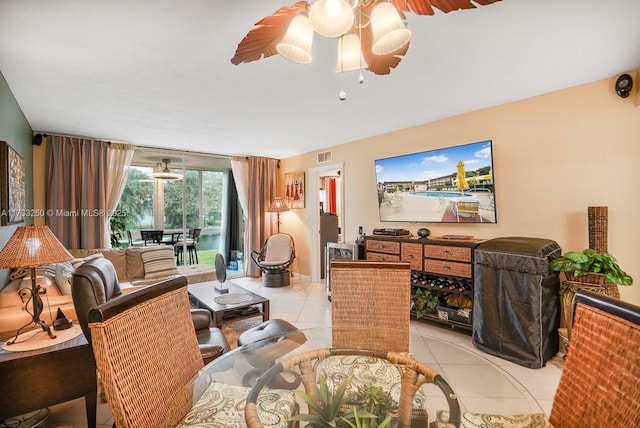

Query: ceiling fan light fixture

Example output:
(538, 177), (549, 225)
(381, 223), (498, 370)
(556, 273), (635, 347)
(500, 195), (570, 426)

(309, 0), (354, 38)
(150, 158), (183, 180)
(336, 33), (368, 73)
(370, 1), (412, 55)
(277, 14), (314, 64)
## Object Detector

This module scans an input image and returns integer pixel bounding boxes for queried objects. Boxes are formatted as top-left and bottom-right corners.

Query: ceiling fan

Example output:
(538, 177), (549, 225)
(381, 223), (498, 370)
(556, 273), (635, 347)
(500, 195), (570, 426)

(231, 0), (502, 76)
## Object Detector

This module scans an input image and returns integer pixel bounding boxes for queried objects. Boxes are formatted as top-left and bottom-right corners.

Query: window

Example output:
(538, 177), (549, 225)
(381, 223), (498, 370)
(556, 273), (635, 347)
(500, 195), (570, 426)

(116, 157), (236, 263)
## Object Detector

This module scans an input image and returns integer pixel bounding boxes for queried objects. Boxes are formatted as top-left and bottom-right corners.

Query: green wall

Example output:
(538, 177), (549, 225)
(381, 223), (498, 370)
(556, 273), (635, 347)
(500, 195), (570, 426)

(0, 70), (33, 286)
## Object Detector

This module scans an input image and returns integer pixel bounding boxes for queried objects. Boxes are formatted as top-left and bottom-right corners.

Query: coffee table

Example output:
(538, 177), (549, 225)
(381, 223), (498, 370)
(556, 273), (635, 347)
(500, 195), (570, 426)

(187, 281), (270, 327)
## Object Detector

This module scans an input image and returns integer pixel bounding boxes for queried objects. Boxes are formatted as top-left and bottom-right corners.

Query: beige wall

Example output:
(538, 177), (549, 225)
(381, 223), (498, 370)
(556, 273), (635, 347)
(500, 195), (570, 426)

(280, 76), (640, 305)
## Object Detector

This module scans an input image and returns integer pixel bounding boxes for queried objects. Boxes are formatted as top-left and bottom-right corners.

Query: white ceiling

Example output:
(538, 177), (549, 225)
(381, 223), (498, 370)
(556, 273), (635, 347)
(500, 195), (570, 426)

(1, 0), (639, 160)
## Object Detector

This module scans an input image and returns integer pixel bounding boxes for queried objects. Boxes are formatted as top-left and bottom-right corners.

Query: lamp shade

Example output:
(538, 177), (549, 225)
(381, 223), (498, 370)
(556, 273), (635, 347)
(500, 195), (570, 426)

(370, 1), (412, 55)
(267, 197), (290, 213)
(309, 0), (354, 38)
(336, 33), (368, 73)
(0, 226), (72, 269)
(277, 14), (314, 64)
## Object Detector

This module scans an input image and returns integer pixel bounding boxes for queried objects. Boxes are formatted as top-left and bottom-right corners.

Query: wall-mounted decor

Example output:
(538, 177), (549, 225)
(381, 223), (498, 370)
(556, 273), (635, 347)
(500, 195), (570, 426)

(0, 141), (26, 226)
(284, 171), (305, 209)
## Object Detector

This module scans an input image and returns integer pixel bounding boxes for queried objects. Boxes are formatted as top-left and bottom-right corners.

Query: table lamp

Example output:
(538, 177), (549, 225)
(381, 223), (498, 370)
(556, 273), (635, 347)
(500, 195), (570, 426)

(0, 225), (73, 345)
(267, 197), (289, 233)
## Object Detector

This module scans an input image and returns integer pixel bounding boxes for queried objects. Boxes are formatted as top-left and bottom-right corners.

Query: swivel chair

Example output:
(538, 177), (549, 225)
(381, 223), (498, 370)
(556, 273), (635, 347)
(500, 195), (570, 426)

(251, 233), (295, 287)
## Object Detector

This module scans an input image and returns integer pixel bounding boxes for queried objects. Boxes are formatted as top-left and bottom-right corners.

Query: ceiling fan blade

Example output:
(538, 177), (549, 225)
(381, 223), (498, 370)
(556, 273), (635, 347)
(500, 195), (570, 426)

(231, 1), (308, 65)
(392, 0), (501, 15)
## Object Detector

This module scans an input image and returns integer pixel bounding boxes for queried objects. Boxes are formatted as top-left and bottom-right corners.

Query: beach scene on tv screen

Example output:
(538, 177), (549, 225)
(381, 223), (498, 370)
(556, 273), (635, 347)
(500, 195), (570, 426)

(375, 140), (496, 224)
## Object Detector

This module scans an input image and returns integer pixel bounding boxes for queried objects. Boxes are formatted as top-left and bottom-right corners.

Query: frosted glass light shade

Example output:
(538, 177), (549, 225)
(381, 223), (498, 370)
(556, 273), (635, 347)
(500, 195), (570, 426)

(370, 2), (412, 55)
(277, 14), (314, 64)
(335, 33), (368, 72)
(309, 0), (354, 38)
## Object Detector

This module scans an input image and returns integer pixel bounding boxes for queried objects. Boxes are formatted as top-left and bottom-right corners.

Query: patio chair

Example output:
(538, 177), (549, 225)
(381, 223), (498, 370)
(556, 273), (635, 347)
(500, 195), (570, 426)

(126, 230), (145, 247)
(175, 227), (201, 265)
(251, 233), (295, 287)
(140, 229), (164, 245)
(454, 200), (482, 222)
(433, 290), (640, 427)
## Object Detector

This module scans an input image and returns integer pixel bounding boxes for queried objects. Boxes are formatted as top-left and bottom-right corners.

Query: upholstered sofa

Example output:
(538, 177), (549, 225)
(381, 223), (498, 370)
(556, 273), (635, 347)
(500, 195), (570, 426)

(0, 246), (216, 340)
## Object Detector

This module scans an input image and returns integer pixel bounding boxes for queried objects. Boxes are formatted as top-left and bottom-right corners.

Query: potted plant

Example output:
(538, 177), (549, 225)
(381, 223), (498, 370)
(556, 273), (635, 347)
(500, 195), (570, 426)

(550, 248), (633, 286)
(288, 374), (353, 427)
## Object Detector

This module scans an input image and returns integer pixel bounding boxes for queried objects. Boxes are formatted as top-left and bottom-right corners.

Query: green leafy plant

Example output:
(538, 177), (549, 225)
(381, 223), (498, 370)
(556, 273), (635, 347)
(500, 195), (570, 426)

(288, 374), (353, 427)
(339, 406), (394, 428)
(411, 288), (439, 318)
(550, 249), (633, 286)
(109, 212), (128, 248)
(339, 384), (397, 428)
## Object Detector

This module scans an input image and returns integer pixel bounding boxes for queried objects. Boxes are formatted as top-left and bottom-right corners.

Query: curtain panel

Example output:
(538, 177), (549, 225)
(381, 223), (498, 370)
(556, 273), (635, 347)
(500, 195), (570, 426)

(46, 135), (108, 249)
(246, 157), (279, 277)
(105, 143), (134, 246)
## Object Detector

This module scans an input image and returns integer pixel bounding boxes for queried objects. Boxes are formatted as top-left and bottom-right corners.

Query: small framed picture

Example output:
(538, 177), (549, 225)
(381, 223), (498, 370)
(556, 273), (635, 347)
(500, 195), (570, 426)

(0, 141), (26, 226)
(284, 171), (305, 209)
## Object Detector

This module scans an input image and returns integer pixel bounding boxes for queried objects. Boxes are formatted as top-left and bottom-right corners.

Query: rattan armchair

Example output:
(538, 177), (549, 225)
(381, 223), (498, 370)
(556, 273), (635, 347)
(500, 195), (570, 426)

(330, 260), (411, 352)
(88, 277), (204, 427)
(434, 290), (640, 427)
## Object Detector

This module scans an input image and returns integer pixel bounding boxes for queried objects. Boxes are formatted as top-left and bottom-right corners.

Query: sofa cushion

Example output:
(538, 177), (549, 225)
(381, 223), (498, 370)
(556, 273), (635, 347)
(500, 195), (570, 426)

(98, 249), (128, 280)
(125, 247), (147, 279)
(141, 247), (180, 279)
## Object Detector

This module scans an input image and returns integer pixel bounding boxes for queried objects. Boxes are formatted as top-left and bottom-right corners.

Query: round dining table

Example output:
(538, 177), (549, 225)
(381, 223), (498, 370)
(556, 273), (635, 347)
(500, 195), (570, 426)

(180, 327), (542, 427)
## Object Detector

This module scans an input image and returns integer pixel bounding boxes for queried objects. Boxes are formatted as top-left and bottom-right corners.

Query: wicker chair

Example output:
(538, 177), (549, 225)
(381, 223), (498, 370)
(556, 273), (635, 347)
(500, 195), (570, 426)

(251, 233), (295, 287)
(434, 290), (640, 427)
(330, 260), (411, 352)
(323, 261), (437, 425)
(88, 277), (297, 427)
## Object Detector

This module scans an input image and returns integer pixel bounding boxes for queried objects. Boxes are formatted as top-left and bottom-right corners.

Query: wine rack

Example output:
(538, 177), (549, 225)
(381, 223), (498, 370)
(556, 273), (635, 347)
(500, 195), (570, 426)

(365, 235), (482, 330)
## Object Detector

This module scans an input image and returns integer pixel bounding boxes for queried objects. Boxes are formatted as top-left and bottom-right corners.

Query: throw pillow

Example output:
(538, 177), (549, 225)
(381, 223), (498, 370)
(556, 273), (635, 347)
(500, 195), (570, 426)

(70, 253), (104, 270)
(55, 261), (75, 295)
(140, 247), (179, 279)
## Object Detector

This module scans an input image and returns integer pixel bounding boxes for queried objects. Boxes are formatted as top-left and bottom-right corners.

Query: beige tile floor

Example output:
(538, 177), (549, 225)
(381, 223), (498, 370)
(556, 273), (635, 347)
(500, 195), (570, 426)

(9, 276), (563, 427)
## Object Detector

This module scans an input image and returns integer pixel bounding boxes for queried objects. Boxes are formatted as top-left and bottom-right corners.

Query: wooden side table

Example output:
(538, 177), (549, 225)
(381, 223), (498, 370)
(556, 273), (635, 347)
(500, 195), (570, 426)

(0, 333), (97, 427)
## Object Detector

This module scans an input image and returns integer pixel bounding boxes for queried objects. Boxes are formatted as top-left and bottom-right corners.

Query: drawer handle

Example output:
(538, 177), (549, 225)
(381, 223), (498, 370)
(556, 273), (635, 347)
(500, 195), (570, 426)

(407, 254), (414, 259)
(443, 265), (451, 271)
(443, 250), (451, 255)
(378, 244), (384, 249)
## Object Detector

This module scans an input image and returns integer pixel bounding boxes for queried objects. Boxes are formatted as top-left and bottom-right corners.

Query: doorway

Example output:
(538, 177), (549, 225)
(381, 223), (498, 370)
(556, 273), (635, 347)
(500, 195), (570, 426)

(308, 162), (344, 283)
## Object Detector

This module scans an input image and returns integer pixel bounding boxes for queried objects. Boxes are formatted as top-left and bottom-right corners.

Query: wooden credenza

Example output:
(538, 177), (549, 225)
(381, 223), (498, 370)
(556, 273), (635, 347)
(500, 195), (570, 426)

(365, 235), (483, 330)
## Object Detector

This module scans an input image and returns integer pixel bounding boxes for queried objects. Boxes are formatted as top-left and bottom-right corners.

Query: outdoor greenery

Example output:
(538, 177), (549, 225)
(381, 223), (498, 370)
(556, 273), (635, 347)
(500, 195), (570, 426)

(550, 249), (633, 286)
(115, 166), (225, 231)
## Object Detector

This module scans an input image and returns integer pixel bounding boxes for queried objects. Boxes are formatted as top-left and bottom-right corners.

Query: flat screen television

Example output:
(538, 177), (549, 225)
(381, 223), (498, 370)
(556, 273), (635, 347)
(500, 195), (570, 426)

(375, 140), (496, 223)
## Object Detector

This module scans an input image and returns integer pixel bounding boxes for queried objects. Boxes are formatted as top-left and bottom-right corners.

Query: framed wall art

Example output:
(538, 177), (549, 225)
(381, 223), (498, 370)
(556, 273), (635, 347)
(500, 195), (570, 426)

(284, 171), (305, 209)
(0, 141), (26, 226)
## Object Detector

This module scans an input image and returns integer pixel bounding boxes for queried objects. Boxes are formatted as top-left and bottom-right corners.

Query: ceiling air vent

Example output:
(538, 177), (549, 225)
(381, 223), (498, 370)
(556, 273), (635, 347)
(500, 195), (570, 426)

(317, 150), (332, 164)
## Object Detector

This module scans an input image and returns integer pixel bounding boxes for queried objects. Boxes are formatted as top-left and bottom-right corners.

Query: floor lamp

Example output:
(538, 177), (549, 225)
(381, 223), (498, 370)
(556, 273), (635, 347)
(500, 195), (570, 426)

(267, 196), (290, 233)
(0, 225), (73, 344)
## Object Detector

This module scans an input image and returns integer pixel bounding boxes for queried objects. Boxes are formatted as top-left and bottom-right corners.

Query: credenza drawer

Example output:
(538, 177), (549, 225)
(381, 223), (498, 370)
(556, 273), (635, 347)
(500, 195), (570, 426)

(366, 252), (401, 262)
(424, 244), (471, 262)
(366, 240), (400, 255)
(424, 259), (472, 278)
(401, 242), (423, 270)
